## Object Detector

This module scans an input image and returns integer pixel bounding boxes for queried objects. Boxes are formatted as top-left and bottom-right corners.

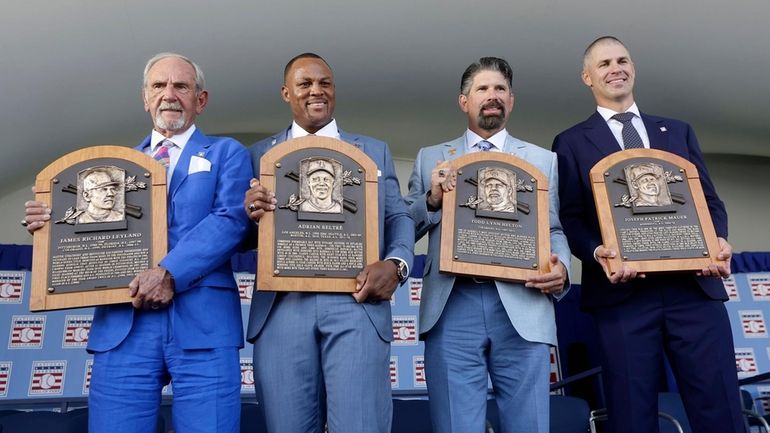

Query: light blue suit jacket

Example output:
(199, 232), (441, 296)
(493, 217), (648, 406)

(405, 134), (571, 345)
(88, 129), (253, 352)
(246, 127), (415, 342)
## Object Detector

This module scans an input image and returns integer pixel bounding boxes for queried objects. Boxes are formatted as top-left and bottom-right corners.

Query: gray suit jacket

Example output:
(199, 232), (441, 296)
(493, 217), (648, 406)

(405, 133), (571, 345)
(246, 127), (415, 343)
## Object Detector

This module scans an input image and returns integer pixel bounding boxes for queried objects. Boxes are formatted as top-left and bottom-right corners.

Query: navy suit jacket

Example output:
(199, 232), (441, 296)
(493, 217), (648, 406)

(552, 112), (728, 309)
(87, 128), (253, 351)
(245, 127), (415, 343)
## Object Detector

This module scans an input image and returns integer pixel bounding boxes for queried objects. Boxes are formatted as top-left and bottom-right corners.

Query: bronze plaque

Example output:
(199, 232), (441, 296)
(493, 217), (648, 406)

(439, 152), (550, 282)
(590, 148), (723, 276)
(30, 145), (167, 311)
(257, 136), (379, 292)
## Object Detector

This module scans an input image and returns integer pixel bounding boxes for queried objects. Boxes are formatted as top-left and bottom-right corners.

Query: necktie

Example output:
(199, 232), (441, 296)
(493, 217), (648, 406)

(153, 140), (173, 168)
(611, 112), (644, 149)
(476, 140), (493, 152)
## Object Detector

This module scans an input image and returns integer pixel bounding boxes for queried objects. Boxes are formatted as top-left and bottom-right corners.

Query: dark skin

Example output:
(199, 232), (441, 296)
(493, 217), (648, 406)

(244, 56), (401, 302)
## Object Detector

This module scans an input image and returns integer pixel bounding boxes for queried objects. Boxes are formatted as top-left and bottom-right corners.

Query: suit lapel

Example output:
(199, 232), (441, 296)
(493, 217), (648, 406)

(169, 129), (211, 198)
(502, 134), (527, 158)
(441, 137), (464, 161)
(641, 113), (669, 151)
(583, 112), (623, 157)
(338, 129), (363, 150)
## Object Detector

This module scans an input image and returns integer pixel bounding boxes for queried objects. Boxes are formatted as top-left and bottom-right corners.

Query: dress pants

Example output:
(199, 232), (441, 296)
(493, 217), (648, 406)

(89, 308), (241, 433)
(424, 280), (550, 433)
(592, 276), (747, 433)
(252, 292), (392, 433)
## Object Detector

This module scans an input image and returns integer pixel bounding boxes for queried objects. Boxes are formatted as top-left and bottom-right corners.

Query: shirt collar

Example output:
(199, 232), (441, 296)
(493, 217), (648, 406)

(464, 128), (508, 152)
(290, 119), (339, 139)
(150, 124), (196, 152)
(596, 103), (641, 123)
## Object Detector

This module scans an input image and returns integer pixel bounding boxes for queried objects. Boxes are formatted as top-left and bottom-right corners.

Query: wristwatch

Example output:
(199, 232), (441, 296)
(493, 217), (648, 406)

(387, 258), (408, 284)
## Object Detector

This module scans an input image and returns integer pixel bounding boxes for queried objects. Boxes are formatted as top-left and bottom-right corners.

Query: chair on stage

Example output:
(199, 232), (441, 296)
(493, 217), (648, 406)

(0, 410), (74, 433)
(589, 393), (692, 433)
(240, 402), (268, 433)
(740, 389), (770, 432)
(392, 399), (432, 433)
(550, 394), (591, 433)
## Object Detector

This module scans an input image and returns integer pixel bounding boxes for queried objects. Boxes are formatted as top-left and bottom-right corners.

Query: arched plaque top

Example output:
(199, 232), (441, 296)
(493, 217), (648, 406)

(260, 136), (378, 183)
(447, 151), (549, 191)
(590, 148), (700, 184)
(35, 145), (167, 193)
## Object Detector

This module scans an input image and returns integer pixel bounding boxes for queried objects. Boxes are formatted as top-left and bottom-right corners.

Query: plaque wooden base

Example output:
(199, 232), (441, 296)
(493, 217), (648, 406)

(257, 136), (379, 292)
(439, 152), (551, 282)
(590, 148), (723, 277)
(30, 145), (167, 311)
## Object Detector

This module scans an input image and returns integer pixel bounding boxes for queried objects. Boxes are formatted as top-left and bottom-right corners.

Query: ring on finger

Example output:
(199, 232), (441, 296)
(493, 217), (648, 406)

(438, 169), (446, 177)
(20, 220), (29, 227)
(248, 202), (257, 212)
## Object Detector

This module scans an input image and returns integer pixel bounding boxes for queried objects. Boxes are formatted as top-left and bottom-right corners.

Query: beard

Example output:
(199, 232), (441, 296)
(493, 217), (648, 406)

(476, 100), (506, 131)
(154, 102), (187, 131)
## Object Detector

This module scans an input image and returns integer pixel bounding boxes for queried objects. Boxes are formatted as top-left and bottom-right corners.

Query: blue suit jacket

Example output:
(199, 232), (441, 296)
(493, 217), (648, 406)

(245, 127), (415, 343)
(405, 134), (571, 346)
(87, 129), (253, 352)
(552, 112), (728, 309)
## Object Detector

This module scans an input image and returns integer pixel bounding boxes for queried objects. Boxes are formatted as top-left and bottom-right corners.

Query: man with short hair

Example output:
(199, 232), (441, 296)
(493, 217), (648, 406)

(552, 36), (745, 433)
(79, 168), (123, 223)
(24, 52), (252, 433)
(405, 56), (570, 433)
(243, 53), (414, 433)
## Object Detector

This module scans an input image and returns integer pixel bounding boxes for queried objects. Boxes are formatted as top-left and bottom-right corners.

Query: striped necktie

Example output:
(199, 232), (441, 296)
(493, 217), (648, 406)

(153, 140), (173, 168)
(611, 112), (644, 149)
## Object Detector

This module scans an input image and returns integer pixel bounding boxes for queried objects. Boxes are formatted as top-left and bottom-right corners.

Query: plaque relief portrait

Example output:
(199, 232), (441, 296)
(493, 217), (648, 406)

(623, 162), (672, 210)
(299, 158), (343, 214)
(477, 167), (517, 214)
(76, 166), (126, 224)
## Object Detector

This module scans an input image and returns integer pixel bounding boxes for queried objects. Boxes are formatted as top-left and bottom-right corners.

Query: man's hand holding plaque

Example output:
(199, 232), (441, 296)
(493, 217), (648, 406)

(590, 149), (727, 278)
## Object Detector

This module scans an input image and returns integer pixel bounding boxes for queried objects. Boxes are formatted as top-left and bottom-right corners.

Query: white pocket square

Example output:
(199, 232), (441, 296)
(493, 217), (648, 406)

(188, 155), (211, 174)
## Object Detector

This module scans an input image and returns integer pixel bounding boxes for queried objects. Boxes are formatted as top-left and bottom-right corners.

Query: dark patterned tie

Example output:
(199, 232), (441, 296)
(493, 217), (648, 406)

(611, 112), (644, 149)
(152, 140), (173, 168)
(476, 140), (493, 152)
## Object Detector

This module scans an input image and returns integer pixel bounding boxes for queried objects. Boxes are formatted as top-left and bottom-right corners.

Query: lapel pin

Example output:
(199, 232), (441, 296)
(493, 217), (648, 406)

(660, 127), (667, 132)
(448, 148), (457, 156)
(197, 151), (205, 157)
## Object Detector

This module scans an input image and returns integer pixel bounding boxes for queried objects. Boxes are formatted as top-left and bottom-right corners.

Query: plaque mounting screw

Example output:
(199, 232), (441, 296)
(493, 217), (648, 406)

(273, 270), (280, 275)
(454, 256), (459, 260)
(702, 251), (709, 256)
(679, 169), (685, 173)
(622, 256), (628, 261)
(47, 287), (55, 293)
(52, 178), (59, 184)
(532, 263), (538, 269)
(275, 163), (282, 168)
(530, 178), (536, 183)
(604, 172), (610, 177)
(358, 168), (363, 173)
(458, 170), (463, 175)
(144, 172), (151, 177)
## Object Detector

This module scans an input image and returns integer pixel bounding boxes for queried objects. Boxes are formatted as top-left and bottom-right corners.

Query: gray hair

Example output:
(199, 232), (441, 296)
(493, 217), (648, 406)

(142, 52), (206, 92)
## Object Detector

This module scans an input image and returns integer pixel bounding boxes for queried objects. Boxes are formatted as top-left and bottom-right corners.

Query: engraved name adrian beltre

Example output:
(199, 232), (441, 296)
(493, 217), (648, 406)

(275, 156), (365, 277)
